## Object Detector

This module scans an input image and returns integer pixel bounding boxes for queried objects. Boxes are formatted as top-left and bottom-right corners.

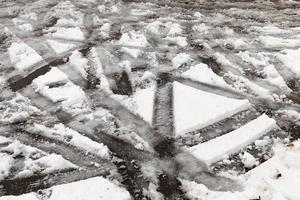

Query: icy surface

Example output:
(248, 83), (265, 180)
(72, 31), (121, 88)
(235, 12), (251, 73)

(277, 48), (300, 76)
(173, 81), (251, 135)
(189, 114), (277, 165)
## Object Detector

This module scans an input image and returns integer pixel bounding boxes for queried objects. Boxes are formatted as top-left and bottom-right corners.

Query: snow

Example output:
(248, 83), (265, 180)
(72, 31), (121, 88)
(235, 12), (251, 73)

(30, 123), (111, 159)
(252, 25), (290, 34)
(237, 51), (288, 89)
(8, 42), (43, 71)
(69, 50), (89, 79)
(189, 114), (277, 165)
(133, 85), (156, 125)
(0, 177), (131, 200)
(46, 27), (85, 41)
(12, 18), (33, 32)
(0, 136), (77, 180)
(182, 63), (231, 89)
(47, 40), (76, 54)
(173, 81), (251, 136)
(32, 67), (89, 114)
(240, 152), (257, 168)
(277, 48), (300, 76)
(19, 154), (77, 177)
(166, 36), (188, 47)
(172, 53), (192, 68)
(193, 23), (210, 34)
(32, 67), (68, 91)
(119, 31), (149, 58)
(259, 36), (300, 48)
(0, 93), (41, 124)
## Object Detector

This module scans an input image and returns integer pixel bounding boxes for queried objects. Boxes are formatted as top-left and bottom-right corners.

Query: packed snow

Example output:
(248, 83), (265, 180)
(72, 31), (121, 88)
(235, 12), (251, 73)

(47, 40), (76, 54)
(0, 177), (131, 200)
(132, 85), (156, 125)
(277, 48), (300, 76)
(0, 136), (77, 180)
(173, 81), (251, 136)
(182, 63), (231, 89)
(29, 123), (111, 159)
(8, 42), (43, 71)
(32, 67), (89, 115)
(189, 114), (277, 165)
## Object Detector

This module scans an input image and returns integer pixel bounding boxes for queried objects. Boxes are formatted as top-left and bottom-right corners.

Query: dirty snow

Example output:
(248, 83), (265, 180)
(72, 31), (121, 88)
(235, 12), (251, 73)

(173, 81), (251, 135)
(189, 114), (277, 165)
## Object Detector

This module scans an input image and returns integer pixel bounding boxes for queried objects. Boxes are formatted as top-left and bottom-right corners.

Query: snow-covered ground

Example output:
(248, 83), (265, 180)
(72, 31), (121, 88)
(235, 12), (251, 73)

(1, 0), (300, 199)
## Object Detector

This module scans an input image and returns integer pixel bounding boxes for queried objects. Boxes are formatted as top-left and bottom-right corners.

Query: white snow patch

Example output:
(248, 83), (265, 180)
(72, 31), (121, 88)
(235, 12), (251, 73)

(172, 53), (192, 68)
(277, 48), (300, 76)
(47, 40), (75, 54)
(69, 50), (89, 79)
(182, 63), (231, 89)
(133, 85), (156, 125)
(240, 152), (257, 168)
(173, 81), (250, 136)
(119, 31), (148, 58)
(8, 42), (43, 71)
(46, 27), (85, 41)
(0, 177), (131, 200)
(259, 36), (300, 48)
(31, 123), (111, 159)
(32, 67), (89, 114)
(189, 114), (277, 165)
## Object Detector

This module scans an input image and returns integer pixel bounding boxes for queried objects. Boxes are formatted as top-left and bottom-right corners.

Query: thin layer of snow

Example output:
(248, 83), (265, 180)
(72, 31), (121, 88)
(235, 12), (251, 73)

(133, 85), (156, 125)
(30, 123), (111, 159)
(182, 63), (231, 89)
(173, 81), (251, 136)
(8, 42), (43, 71)
(47, 40), (76, 54)
(277, 48), (300, 76)
(172, 53), (192, 68)
(0, 177), (131, 200)
(189, 114), (277, 165)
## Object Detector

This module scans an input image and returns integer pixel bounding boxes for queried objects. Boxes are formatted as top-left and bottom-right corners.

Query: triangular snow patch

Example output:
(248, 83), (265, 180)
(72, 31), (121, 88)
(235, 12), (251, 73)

(173, 81), (250, 136)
